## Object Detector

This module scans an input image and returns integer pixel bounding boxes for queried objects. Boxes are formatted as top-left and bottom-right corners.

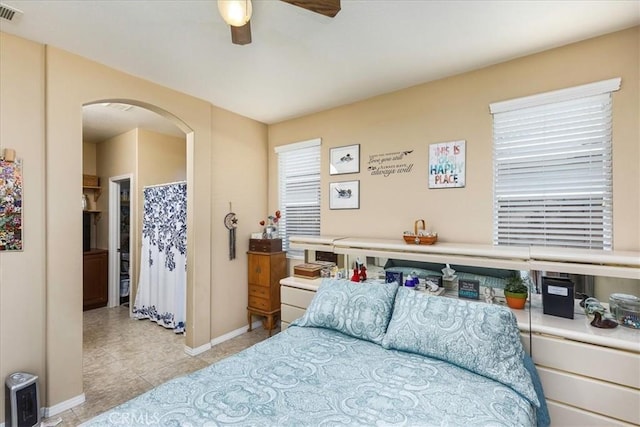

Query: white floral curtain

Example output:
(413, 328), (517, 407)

(133, 182), (186, 333)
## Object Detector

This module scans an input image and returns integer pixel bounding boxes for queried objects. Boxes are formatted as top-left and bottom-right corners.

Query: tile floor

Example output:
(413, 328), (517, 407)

(44, 305), (276, 426)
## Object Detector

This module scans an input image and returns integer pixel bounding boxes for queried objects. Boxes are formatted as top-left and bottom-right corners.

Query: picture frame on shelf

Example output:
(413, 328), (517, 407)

(329, 180), (360, 210)
(330, 144), (360, 175)
(458, 279), (480, 300)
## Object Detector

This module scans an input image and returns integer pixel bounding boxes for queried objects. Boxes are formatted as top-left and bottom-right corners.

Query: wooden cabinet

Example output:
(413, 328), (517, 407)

(83, 249), (108, 311)
(247, 251), (286, 336)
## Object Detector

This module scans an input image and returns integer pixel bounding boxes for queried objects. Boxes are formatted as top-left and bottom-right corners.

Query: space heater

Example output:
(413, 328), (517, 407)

(5, 372), (40, 427)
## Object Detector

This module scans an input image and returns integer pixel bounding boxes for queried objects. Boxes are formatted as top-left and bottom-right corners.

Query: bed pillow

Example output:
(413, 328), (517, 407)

(382, 287), (540, 407)
(290, 278), (398, 344)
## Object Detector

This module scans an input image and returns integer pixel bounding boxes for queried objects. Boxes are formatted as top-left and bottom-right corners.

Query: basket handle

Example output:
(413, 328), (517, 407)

(414, 219), (426, 235)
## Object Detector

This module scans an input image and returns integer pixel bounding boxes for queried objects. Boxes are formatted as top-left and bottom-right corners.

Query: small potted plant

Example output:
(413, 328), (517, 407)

(504, 274), (528, 309)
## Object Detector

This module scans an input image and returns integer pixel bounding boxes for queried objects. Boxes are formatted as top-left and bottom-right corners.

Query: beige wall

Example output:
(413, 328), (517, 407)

(268, 26), (640, 252)
(210, 107), (269, 337)
(0, 33), (46, 422)
(95, 129), (137, 250)
(82, 142), (97, 175)
(0, 32), (268, 422)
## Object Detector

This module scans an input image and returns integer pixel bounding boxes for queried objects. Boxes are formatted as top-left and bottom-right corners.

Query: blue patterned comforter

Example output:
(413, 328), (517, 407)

(82, 326), (537, 426)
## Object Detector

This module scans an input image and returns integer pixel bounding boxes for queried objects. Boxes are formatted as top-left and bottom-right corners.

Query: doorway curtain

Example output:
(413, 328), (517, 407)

(133, 181), (186, 333)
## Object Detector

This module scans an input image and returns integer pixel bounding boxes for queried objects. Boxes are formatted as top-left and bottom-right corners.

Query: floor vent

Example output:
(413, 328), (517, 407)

(0, 3), (23, 22)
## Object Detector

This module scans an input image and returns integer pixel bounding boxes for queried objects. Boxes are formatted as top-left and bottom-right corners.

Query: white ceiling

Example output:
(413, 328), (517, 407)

(1, 0), (638, 141)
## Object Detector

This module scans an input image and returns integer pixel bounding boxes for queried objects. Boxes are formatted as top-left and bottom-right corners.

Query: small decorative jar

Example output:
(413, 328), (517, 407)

(609, 293), (640, 329)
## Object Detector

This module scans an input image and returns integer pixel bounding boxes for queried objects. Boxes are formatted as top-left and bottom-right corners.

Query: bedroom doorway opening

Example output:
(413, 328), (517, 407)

(82, 101), (188, 324)
(82, 102), (190, 371)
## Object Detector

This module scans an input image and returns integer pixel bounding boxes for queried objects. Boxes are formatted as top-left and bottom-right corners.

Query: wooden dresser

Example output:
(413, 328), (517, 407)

(247, 251), (286, 336)
(83, 248), (108, 311)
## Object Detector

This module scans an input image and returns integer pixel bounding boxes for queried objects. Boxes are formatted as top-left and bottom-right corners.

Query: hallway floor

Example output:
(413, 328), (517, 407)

(46, 305), (275, 426)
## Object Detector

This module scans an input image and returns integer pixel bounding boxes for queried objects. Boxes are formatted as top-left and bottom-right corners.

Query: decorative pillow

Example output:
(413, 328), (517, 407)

(382, 287), (540, 407)
(290, 278), (399, 345)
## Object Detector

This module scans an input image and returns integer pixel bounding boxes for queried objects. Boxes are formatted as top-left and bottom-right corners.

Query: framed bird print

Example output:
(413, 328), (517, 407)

(330, 144), (360, 175)
(329, 180), (360, 210)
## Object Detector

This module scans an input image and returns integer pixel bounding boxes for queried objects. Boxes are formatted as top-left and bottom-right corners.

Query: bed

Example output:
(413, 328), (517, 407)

(82, 279), (549, 427)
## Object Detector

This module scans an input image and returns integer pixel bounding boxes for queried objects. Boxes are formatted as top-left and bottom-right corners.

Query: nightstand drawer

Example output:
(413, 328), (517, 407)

(248, 295), (270, 311)
(281, 285), (316, 309)
(281, 304), (306, 324)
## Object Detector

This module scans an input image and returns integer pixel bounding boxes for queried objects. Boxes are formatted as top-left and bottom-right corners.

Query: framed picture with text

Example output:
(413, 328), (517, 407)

(428, 140), (466, 188)
(330, 144), (360, 175)
(329, 180), (360, 210)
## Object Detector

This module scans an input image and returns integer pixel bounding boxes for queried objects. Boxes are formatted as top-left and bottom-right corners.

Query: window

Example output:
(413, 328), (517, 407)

(490, 78), (620, 250)
(275, 138), (321, 258)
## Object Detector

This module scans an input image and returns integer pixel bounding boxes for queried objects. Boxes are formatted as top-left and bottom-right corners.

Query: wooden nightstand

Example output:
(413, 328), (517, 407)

(247, 251), (286, 336)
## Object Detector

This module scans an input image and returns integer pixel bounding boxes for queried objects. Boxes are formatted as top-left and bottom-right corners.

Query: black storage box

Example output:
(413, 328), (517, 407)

(542, 276), (575, 319)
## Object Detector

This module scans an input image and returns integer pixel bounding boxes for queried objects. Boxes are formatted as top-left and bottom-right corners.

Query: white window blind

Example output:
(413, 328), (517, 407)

(275, 139), (321, 258)
(491, 79), (620, 250)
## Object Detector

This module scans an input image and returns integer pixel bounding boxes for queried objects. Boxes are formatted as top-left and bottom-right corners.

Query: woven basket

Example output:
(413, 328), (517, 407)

(403, 219), (438, 245)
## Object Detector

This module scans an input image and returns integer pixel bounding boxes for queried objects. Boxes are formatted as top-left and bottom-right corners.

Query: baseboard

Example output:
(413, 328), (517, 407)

(183, 321), (262, 356)
(43, 393), (86, 418)
(183, 341), (211, 356)
(210, 321), (262, 347)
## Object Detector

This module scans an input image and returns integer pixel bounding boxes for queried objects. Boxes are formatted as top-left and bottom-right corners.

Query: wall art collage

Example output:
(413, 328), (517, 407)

(1, 158), (23, 251)
(329, 144), (360, 210)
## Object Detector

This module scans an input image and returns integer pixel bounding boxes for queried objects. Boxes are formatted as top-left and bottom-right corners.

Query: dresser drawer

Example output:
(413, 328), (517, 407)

(281, 304), (306, 324)
(281, 285), (316, 310)
(249, 284), (269, 298)
(248, 295), (271, 311)
(547, 400), (635, 427)
(530, 333), (640, 389)
(538, 367), (640, 424)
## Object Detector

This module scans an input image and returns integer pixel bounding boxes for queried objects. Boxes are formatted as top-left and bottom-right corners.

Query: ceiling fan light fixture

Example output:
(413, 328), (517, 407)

(217, 0), (252, 27)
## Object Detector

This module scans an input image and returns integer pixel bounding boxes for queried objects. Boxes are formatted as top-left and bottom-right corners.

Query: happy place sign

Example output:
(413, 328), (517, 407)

(428, 140), (466, 189)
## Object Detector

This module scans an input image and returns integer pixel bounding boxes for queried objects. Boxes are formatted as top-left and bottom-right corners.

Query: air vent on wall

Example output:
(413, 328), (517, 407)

(0, 3), (23, 22)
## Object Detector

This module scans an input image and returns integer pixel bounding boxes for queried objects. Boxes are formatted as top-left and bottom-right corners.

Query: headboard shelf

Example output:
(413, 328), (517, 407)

(290, 235), (640, 280)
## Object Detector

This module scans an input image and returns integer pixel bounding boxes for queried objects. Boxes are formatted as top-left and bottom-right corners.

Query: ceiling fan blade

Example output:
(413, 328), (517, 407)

(281, 0), (341, 18)
(231, 21), (252, 45)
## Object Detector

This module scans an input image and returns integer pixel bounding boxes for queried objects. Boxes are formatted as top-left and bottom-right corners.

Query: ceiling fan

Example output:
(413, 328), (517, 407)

(217, 0), (341, 45)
